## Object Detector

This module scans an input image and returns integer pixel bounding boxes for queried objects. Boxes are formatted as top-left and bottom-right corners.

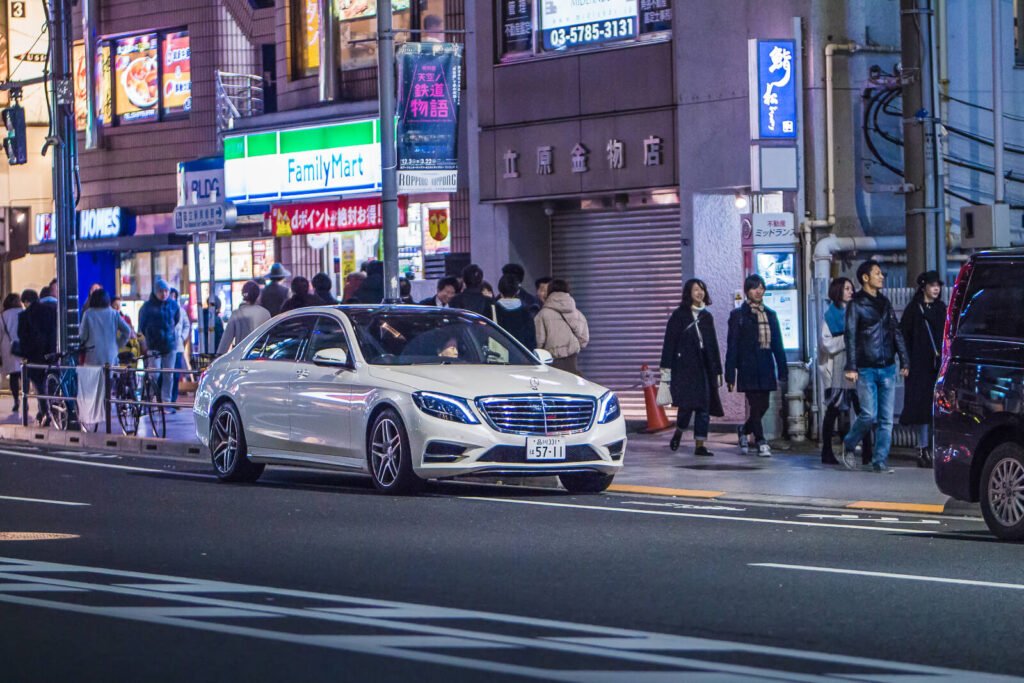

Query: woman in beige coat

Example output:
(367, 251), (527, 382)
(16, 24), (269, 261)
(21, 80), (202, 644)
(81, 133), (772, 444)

(534, 279), (589, 375)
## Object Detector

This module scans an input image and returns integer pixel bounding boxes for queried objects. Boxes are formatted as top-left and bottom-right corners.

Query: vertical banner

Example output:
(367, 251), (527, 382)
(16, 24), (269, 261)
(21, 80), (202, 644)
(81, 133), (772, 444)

(73, 41), (87, 131)
(396, 42), (463, 194)
(749, 39), (797, 140)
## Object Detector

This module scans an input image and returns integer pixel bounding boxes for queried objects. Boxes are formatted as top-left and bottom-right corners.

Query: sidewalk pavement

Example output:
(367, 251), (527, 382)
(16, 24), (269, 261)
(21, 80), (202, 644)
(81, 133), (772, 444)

(0, 408), (978, 517)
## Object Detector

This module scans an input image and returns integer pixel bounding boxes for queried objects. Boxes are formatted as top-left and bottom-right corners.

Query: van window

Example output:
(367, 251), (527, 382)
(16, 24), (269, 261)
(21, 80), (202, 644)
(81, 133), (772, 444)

(958, 261), (1024, 339)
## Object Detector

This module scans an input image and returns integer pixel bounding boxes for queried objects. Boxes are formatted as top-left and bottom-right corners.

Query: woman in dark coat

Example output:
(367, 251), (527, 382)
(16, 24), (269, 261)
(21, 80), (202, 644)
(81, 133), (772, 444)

(658, 279), (724, 456)
(899, 270), (945, 468)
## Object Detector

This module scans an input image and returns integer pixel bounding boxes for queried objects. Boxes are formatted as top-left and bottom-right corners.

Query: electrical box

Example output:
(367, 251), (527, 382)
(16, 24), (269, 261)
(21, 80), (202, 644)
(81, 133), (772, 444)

(960, 203), (1012, 249)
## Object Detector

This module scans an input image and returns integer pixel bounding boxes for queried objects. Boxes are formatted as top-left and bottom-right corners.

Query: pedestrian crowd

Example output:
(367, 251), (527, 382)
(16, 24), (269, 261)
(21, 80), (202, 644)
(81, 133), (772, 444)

(655, 259), (939, 472)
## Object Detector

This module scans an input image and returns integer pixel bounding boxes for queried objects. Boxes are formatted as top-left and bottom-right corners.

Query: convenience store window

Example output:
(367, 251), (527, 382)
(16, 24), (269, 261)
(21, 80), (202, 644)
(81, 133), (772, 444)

(188, 239), (276, 315)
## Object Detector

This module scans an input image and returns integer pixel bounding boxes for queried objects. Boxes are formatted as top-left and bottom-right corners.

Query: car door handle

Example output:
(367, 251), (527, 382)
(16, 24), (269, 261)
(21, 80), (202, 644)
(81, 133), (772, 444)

(296, 369), (309, 378)
(238, 368), (250, 375)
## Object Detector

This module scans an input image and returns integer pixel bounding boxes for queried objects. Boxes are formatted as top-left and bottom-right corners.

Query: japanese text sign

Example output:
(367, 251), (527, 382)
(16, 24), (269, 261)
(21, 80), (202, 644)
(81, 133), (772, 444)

(751, 39), (797, 140)
(270, 196), (408, 237)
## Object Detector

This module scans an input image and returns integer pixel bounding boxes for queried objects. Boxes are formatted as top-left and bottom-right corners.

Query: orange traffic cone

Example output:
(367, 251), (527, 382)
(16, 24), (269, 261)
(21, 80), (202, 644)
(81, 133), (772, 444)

(641, 364), (672, 433)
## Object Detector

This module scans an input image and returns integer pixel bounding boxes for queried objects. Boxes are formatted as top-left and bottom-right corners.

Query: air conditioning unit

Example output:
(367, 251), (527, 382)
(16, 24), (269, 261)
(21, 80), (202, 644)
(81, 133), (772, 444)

(960, 203), (1011, 249)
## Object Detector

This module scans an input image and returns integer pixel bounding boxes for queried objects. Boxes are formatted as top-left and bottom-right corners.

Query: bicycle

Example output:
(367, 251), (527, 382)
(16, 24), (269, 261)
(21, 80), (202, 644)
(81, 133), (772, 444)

(112, 351), (167, 438)
(42, 349), (81, 432)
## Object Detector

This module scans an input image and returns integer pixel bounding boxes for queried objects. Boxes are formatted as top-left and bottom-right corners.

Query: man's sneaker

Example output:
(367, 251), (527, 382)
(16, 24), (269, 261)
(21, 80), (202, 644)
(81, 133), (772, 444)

(757, 443), (772, 458)
(872, 463), (896, 474)
(737, 427), (749, 454)
(840, 442), (862, 470)
(694, 445), (714, 457)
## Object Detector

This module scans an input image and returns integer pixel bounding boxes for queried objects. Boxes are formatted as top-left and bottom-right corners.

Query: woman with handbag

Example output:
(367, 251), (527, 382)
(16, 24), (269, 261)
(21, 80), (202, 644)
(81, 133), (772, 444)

(899, 271), (945, 468)
(656, 279), (724, 456)
(0, 292), (23, 412)
(818, 277), (869, 465)
(534, 279), (589, 375)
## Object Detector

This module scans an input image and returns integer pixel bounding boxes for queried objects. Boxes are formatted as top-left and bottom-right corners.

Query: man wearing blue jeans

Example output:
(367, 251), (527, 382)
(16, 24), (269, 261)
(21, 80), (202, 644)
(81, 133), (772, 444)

(842, 260), (910, 473)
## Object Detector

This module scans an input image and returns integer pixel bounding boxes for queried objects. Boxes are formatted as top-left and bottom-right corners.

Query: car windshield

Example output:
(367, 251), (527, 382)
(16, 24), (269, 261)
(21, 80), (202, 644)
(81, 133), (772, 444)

(345, 308), (539, 366)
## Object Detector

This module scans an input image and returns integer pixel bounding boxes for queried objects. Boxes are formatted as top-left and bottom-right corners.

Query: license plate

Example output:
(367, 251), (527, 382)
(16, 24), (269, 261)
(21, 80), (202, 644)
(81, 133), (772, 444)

(526, 436), (566, 461)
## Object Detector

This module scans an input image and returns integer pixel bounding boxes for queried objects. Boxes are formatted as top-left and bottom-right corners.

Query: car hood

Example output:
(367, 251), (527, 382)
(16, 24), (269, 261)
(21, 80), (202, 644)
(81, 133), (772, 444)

(365, 363), (609, 400)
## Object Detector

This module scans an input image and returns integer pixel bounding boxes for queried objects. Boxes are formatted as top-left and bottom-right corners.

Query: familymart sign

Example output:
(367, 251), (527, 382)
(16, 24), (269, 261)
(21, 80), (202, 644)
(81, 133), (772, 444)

(224, 118), (383, 203)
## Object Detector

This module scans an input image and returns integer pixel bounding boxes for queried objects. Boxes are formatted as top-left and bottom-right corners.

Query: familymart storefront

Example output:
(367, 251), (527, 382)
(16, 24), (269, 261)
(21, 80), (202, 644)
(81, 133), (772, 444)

(224, 117), (452, 291)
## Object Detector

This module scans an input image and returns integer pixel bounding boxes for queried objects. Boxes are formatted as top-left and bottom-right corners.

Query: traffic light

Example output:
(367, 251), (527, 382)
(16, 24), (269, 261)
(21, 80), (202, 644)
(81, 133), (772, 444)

(2, 104), (27, 166)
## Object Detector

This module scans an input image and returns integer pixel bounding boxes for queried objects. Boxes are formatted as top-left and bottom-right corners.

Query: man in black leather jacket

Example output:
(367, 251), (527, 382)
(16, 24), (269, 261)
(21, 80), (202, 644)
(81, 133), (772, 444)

(841, 260), (910, 473)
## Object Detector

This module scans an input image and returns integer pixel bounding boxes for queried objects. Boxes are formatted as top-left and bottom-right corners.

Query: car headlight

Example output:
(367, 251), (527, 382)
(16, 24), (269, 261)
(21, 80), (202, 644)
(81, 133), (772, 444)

(412, 391), (480, 424)
(597, 392), (621, 424)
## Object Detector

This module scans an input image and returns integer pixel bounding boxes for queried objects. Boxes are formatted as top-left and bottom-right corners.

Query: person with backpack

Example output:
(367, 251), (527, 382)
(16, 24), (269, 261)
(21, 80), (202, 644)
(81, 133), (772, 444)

(138, 279), (182, 405)
(18, 287), (58, 424)
(534, 278), (589, 375)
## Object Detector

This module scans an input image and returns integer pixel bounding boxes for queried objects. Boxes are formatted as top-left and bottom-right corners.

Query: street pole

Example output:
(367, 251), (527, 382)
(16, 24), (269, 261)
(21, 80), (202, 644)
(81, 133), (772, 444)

(901, 0), (944, 281)
(992, 0), (1005, 205)
(50, 0), (79, 353)
(377, 0), (400, 303)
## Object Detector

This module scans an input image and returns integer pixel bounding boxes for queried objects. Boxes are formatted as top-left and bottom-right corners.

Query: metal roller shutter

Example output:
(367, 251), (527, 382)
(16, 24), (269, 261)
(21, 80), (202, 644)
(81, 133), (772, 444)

(551, 206), (681, 419)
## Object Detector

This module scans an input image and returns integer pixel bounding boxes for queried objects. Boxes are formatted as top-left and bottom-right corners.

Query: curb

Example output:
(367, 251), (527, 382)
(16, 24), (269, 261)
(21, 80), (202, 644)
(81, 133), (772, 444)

(0, 424), (978, 518)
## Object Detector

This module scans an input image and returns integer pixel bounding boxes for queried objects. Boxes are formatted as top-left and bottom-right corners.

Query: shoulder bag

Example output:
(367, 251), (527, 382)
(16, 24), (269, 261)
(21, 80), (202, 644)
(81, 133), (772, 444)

(1, 313), (21, 357)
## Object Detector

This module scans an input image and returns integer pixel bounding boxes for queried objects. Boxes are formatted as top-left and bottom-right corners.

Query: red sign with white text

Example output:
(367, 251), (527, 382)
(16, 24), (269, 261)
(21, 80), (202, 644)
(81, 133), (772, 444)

(271, 197), (408, 236)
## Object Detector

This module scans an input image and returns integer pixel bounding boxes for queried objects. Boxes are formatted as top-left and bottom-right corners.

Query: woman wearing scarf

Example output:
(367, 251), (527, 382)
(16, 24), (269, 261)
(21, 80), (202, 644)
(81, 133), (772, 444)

(817, 277), (871, 465)
(899, 271), (946, 468)
(657, 279), (724, 456)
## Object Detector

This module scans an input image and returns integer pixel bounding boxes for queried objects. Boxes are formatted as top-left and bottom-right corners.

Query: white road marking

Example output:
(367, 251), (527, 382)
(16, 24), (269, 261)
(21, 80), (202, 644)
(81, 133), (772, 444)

(459, 497), (937, 534)
(752, 563), (1024, 591)
(0, 556), (1015, 682)
(796, 514), (941, 525)
(624, 501), (748, 512)
(0, 449), (216, 479)
(0, 495), (89, 507)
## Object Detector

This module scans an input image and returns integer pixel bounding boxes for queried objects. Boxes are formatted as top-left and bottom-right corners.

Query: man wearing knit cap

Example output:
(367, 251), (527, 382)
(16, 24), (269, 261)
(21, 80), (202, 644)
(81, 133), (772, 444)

(139, 278), (182, 405)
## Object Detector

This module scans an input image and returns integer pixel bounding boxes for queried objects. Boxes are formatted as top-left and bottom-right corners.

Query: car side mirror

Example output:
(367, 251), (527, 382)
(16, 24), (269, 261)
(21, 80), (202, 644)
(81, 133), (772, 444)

(534, 349), (554, 365)
(312, 348), (350, 368)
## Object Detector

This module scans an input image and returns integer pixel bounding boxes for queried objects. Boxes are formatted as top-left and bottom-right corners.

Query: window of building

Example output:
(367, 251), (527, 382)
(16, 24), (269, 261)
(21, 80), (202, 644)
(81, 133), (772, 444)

(338, 1), (412, 72)
(1016, 0), (1024, 66)
(292, 0), (321, 78)
(498, 0), (671, 64)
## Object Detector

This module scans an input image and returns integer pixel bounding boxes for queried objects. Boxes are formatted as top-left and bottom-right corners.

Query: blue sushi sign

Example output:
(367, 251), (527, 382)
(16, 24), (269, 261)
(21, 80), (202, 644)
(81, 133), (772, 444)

(754, 39), (797, 140)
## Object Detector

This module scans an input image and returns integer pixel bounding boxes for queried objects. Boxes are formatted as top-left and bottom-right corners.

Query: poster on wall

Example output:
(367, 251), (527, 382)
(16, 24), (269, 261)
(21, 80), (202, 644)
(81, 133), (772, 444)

(0, 3), (8, 108)
(639, 0), (672, 34)
(114, 33), (159, 124)
(396, 42), (463, 194)
(73, 41), (87, 131)
(96, 42), (112, 125)
(500, 0), (533, 58)
(8, 0), (48, 122)
(161, 31), (191, 117)
(539, 0), (638, 51)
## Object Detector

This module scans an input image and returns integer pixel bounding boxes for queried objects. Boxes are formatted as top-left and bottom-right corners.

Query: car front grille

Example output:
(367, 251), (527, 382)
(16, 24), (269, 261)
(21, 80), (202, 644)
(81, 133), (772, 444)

(475, 395), (596, 436)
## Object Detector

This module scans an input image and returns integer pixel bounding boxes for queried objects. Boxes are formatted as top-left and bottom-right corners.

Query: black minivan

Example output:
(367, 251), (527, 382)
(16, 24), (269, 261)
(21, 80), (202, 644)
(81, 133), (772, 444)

(935, 249), (1024, 540)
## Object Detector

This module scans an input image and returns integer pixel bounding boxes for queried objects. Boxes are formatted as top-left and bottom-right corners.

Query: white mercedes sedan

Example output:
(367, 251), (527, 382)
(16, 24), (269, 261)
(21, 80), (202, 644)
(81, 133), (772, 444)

(194, 305), (626, 494)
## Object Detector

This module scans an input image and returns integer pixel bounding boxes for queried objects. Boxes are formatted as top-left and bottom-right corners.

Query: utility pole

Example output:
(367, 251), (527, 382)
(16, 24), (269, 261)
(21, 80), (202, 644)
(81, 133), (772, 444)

(900, 0), (945, 280)
(377, 0), (400, 303)
(50, 0), (79, 352)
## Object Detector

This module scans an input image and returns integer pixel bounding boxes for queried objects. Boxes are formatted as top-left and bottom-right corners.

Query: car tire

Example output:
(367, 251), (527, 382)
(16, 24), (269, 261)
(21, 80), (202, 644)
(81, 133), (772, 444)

(368, 408), (423, 495)
(980, 442), (1024, 541)
(210, 402), (264, 483)
(559, 471), (614, 494)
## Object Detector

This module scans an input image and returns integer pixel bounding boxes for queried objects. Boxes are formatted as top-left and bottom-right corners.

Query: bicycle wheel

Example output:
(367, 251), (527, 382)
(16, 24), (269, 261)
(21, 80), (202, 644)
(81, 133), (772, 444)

(143, 377), (166, 439)
(44, 373), (70, 431)
(115, 372), (140, 436)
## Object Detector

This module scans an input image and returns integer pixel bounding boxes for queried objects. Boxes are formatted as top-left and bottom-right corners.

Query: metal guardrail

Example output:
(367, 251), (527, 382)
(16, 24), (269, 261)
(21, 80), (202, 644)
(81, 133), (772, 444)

(19, 362), (195, 436)
(215, 70), (264, 138)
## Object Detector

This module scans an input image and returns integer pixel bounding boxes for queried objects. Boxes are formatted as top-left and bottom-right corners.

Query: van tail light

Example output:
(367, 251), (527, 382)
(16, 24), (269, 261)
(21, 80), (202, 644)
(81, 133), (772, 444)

(940, 260), (974, 376)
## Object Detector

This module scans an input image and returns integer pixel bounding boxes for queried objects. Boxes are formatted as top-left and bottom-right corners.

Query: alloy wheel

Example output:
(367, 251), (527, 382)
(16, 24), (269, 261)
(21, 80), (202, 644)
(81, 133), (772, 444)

(212, 409), (239, 475)
(371, 418), (402, 488)
(988, 457), (1024, 528)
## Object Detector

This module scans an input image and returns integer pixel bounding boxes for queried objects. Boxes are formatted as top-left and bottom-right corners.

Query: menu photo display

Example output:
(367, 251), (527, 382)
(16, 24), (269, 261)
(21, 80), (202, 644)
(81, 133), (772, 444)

(115, 33), (159, 124)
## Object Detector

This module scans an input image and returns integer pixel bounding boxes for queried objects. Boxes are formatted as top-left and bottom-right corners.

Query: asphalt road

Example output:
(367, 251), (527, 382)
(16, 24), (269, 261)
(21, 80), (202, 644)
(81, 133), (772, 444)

(0, 444), (1020, 682)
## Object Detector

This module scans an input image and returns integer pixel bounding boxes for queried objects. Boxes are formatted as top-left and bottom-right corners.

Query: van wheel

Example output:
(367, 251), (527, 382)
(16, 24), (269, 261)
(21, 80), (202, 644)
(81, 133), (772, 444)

(980, 443), (1024, 541)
